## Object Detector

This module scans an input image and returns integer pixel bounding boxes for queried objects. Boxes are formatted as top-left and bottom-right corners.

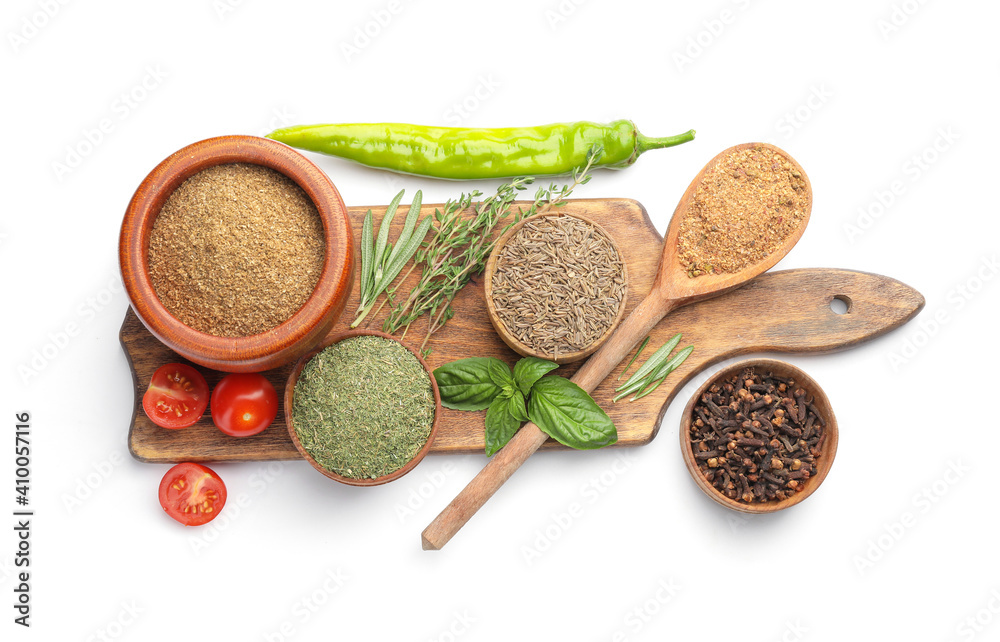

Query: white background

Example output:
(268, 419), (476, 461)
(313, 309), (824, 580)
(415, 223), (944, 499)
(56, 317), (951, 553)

(2, 0), (999, 640)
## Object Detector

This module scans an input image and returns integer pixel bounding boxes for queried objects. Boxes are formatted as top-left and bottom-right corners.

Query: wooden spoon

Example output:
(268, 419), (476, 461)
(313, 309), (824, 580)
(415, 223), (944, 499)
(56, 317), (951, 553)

(421, 142), (812, 550)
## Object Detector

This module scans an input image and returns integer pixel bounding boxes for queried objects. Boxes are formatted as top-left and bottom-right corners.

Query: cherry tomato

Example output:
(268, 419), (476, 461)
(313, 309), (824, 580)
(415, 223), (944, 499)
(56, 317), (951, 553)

(142, 363), (209, 429)
(158, 462), (227, 526)
(211, 373), (278, 437)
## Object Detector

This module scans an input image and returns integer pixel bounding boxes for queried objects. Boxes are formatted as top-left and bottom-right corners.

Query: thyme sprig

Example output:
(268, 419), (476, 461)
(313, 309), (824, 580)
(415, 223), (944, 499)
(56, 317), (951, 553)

(383, 146), (604, 353)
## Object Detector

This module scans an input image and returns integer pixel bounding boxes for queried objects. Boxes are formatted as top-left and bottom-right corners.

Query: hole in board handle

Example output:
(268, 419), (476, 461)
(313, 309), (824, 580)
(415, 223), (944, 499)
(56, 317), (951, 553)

(830, 295), (852, 315)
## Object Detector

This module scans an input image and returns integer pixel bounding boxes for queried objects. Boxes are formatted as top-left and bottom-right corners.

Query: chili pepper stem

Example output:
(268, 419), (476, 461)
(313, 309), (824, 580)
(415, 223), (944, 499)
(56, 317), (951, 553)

(635, 129), (696, 154)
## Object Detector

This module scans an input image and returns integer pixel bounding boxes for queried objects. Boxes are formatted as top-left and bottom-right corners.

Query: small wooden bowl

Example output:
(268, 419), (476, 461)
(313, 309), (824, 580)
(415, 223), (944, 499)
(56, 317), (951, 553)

(119, 135), (355, 373)
(284, 330), (441, 487)
(680, 358), (839, 514)
(483, 211), (629, 364)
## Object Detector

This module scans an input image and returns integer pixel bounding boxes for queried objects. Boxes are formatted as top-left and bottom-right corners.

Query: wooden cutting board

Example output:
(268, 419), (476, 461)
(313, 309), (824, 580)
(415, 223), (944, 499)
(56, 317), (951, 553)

(121, 198), (924, 463)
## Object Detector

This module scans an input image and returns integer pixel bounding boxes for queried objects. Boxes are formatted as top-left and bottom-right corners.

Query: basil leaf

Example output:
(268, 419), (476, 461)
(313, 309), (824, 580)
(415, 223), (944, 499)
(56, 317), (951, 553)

(433, 358), (504, 411)
(485, 396), (521, 457)
(513, 357), (559, 396)
(507, 389), (529, 422)
(528, 376), (617, 450)
(487, 358), (515, 390)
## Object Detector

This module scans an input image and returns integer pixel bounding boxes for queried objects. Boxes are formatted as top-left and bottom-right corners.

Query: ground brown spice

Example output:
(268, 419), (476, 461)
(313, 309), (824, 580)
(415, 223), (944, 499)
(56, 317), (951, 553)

(677, 145), (809, 277)
(148, 163), (325, 337)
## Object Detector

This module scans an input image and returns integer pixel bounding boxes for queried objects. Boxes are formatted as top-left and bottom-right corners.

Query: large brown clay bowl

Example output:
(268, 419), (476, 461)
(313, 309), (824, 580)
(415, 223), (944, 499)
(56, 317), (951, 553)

(284, 330), (441, 487)
(119, 135), (354, 373)
(680, 358), (839, 514)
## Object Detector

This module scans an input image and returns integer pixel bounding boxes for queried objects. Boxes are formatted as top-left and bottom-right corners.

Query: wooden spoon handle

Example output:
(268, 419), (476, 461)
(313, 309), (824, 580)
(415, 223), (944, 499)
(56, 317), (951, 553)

(421, 420), (547, 550)
(421, 292), (673, 550)
(570, 290), (674, 392)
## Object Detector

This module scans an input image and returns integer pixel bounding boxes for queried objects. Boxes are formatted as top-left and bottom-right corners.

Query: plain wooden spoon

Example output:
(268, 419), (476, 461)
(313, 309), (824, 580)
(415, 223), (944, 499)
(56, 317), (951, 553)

(421, 142), (813, 550)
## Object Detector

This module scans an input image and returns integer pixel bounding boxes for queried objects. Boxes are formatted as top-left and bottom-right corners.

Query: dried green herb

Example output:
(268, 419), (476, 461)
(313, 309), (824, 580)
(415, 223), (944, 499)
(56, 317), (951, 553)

(291, 335), (435, 479)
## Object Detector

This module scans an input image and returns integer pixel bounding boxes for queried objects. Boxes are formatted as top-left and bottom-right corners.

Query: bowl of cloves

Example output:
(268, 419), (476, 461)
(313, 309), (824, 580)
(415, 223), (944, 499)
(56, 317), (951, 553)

(680, 358), (838, 514)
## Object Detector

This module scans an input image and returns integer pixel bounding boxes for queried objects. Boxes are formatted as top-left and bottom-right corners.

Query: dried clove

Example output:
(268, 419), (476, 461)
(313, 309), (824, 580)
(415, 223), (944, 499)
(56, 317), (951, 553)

(688, 367), (825, 504)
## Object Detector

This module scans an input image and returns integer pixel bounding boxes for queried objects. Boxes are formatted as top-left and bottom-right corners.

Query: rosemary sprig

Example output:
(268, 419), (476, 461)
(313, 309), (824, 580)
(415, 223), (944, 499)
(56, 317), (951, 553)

(351, 190), (432, 328)
(383, 145), (605, 353)
(630, 346), (694, 401)
(618, 336), (651, 380)
(613, 334), (693, 402)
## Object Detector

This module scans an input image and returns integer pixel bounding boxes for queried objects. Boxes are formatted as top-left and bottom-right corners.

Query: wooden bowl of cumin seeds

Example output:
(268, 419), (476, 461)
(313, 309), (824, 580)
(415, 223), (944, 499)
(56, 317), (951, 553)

(119, 135), (355, 373)
(484, 211), (628, 364)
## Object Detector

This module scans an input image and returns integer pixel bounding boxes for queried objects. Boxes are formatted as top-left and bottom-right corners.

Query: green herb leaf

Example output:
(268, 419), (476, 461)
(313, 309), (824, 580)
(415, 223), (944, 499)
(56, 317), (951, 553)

(485, 396), (521, 457)
(613, 335), (692, 403)
(527, 376), (617, 450)
(512, 357), (559, 396)
(630, 345), (694, 401)
(359, 209), (374, 301)
(618, 336), (650, 380)
(507, 389), (529, 422)
(433, 358), (505, 411)
(352, 191), (433, 328)
(384, 189), (422, 270)
(648, 344), (694, 384)
(487, 358), (515, 390)
(372, 190), (405, 282)
(615, 333), (682, 394)
(376, 214), (432, 293)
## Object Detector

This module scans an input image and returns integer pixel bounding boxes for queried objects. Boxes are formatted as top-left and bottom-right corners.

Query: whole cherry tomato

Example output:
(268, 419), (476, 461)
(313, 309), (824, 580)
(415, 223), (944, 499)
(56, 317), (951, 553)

(211, 373), (278, 437)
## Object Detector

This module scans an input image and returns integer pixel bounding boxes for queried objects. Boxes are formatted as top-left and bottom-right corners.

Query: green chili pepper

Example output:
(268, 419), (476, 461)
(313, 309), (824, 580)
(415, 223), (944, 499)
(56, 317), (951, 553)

(266, 120), (694, 180)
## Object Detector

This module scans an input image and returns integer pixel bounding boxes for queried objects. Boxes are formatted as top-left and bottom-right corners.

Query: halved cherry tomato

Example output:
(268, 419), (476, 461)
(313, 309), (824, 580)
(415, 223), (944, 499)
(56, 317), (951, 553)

(142, 363), (209, 429)
(158, 462), (227, 526)
(211, 373), (278, 437)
